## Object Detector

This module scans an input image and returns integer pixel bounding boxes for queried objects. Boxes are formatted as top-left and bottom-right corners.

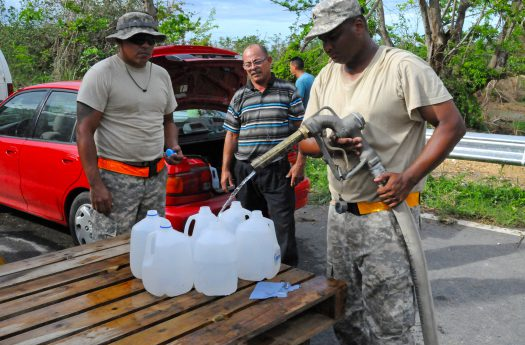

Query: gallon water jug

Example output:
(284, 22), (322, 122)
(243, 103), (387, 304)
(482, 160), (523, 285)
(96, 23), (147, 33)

(236, 210), (281, 281)
(183, 206), (217, 246)
(142, 219), (193, 297)
(218, 201), (251, 235)
(130, 210), (161, 279)
(193, 219), (237, 296)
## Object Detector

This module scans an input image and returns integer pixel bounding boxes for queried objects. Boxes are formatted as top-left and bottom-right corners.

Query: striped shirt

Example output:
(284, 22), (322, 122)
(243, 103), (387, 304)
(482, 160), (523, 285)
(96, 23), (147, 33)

(223, 74), (305, 161)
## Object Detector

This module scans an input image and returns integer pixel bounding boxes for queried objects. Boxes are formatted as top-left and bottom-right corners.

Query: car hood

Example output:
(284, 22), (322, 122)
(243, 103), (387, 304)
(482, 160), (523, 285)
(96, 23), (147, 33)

(151, 46), (246, 111)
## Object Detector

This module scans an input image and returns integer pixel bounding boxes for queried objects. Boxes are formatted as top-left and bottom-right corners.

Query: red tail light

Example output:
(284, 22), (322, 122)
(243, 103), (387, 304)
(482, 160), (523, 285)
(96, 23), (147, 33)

(166, 157), (212, 206)
(7, 83), (13, 96)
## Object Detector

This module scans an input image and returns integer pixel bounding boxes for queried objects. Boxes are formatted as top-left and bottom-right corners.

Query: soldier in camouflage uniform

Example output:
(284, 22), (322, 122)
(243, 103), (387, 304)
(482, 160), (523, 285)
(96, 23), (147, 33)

(76, 12), (183, 241)
(299, 0), (465, 344)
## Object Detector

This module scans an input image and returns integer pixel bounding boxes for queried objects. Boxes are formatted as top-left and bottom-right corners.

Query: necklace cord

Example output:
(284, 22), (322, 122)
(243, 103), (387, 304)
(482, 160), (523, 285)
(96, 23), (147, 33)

(125, 62), (152, 92)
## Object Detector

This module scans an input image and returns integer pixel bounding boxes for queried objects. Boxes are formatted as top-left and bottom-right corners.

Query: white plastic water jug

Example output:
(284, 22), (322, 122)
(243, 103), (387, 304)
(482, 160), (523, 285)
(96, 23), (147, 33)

(218, 201), (251, 235)
(183, 206), (217, 246)
(142, 219), (193, 297)
(130, 210), (161, 279)
(236, 210), (281, 281)
(193, 219), (237, 296)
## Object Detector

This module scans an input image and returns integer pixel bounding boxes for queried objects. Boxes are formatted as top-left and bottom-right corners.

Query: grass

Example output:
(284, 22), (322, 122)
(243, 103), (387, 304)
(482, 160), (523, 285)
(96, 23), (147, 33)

(513, 120), (525, 135)
(305, 158), (525, 229)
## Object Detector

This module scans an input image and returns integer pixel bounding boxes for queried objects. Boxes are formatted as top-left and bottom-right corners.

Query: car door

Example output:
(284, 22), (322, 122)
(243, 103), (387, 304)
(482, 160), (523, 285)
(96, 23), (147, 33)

(18, 90), (82, 221)
(0, 90), (47, 211)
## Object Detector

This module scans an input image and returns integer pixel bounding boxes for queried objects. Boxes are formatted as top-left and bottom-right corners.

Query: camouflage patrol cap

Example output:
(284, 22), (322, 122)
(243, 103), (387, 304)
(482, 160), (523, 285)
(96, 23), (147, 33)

(106, 12), (166, 43)
(303, 0), (362, 49)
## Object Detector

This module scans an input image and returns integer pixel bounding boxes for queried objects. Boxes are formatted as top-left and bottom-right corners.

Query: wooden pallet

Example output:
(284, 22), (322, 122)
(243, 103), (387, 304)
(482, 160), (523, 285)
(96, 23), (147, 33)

(0, 235), (346, 345)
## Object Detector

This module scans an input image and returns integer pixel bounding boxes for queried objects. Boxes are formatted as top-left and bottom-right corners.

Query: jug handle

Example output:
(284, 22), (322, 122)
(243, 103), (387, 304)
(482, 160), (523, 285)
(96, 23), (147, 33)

(145, 232), (158, 259)
(184, 215), (197, 237)
(243, 210), (251, 221)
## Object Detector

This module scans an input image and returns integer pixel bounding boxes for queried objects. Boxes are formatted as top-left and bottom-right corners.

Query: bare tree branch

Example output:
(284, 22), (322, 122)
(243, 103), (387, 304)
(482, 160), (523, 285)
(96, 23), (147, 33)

(376, 0), (393, 46)
(365, 0), (381, 20)
(143, 0), (157, 19)
(417, 0), (433, 62)
(445, 5), (487, 62)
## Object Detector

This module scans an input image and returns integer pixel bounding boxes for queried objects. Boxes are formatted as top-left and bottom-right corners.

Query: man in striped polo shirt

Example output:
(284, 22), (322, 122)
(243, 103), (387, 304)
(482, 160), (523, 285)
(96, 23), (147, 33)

(221, 44), (306, 266)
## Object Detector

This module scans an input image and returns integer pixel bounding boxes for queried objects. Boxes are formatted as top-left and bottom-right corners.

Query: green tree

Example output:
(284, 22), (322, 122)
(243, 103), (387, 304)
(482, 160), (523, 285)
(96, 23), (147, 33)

(270, 0), (525, 131)
(0, 0), (218, 86)
(216, 35), (268, 55)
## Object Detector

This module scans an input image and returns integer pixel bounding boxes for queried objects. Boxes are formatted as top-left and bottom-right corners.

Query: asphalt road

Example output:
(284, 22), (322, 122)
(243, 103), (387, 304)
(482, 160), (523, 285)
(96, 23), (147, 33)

(1, 204), (524, 345)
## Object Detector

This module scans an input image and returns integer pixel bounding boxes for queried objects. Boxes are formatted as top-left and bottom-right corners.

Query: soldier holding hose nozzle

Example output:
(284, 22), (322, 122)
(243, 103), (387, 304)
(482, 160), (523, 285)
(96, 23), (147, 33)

(298, 0), (466, 344)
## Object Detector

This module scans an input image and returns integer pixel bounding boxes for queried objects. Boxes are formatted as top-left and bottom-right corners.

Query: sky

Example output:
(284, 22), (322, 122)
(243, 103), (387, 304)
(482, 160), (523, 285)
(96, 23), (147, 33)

(187, 0), (310, 40)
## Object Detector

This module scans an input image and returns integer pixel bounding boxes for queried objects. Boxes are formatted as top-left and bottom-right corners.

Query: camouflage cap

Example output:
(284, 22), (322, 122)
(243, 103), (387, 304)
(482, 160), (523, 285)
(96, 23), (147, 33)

(106, 12), (166, 43)
(302, 0), (362, 49)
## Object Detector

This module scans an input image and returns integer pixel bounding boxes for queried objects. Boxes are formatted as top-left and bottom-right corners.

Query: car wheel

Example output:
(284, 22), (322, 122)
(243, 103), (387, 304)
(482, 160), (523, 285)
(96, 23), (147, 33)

(68, 191), (95, 245)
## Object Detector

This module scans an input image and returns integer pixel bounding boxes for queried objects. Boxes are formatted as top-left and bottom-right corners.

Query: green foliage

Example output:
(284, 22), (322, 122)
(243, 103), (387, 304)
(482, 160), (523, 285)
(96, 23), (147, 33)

(270, 0), (317, 12)
(442, 76), (486, 131)
(0, 0), (218, 86)
(216, 35), (268, 55)
(157, 3), (217, 45)
(304, 157), (330, 204)
(423, 174), (525, 228)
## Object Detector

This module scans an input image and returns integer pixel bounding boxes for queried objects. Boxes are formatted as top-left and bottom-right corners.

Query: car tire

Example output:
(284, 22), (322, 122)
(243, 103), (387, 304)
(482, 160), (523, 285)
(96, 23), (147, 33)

(68, 191), (95, 245)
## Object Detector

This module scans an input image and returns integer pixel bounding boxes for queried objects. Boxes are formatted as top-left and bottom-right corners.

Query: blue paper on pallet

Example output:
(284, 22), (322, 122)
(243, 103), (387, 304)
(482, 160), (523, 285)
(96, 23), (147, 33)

(249, 281), (301, 299)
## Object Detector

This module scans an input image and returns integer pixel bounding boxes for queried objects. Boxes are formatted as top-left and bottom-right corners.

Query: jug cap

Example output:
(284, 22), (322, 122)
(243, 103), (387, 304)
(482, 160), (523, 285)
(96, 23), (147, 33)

(199, 206), (213, 214)
(147, 210), (158, 216)
(160, 219), (172, 230)
(251, 210), (263, 218)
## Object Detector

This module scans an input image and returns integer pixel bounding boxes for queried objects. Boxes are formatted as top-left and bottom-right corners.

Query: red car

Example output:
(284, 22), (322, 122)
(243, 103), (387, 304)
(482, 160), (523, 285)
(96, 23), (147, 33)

(0, 45), (310, 245)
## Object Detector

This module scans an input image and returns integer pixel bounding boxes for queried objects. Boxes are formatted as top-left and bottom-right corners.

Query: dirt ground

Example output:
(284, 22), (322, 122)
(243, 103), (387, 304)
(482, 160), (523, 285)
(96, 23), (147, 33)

(481, 75), (525, 135)
(433, 159), (525, 187)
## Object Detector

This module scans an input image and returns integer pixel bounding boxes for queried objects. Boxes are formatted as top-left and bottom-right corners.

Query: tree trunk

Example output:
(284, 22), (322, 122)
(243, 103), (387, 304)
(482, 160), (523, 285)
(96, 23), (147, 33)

(376, 0), (393, 47)
(450, 0), (470, 45)
(427, 0), (448, 74)
(143, 0), (157, 20)
(418, 0), (433, 61)
(488, 0), (523, 70)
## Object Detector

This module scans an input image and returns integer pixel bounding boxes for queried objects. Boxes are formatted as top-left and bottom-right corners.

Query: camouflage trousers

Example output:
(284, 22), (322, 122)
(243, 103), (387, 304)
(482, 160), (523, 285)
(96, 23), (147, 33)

(327, 205), (420, 345)
(92, 169), (167, 241)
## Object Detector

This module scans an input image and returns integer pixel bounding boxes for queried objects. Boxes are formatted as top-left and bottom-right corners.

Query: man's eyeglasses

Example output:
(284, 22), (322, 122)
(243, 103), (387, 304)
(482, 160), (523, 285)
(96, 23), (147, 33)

(242, 57), (268, 69)
(126, 34), (157, 46)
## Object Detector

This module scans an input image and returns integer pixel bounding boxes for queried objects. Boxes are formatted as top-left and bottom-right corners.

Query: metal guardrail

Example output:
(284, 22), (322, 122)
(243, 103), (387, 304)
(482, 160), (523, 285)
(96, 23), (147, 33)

(426, 129), (525, 166)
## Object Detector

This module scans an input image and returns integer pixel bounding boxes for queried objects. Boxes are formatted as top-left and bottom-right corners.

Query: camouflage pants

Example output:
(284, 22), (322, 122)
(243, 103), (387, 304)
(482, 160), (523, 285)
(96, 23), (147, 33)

(92, 169), (167, 241)
(327, 205), (419, 345)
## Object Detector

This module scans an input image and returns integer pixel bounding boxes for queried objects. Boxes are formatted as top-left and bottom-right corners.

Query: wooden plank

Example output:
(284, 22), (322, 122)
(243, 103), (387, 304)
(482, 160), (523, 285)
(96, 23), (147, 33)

(0, 266), (133, 319)
(3, 268), (293, 345)
(0, 279), (144, 339)
(0, 244), (129, 289)
(0, 254), (129, 303)
(246, 311), (335, 345)
(51, 268), (308, 345)
(168, 276), (347, 345)
(0, 291), (164, 345)
(111, 269), (314, 345)
(0, 234), (130, 277)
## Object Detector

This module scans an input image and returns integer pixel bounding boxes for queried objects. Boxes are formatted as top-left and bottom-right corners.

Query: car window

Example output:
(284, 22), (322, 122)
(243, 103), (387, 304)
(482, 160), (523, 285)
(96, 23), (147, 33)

(34, 91), (77, 142)
(173, 109), (226, 136)
(173, 109), (226, 122)
(0, 91), (46, 137)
